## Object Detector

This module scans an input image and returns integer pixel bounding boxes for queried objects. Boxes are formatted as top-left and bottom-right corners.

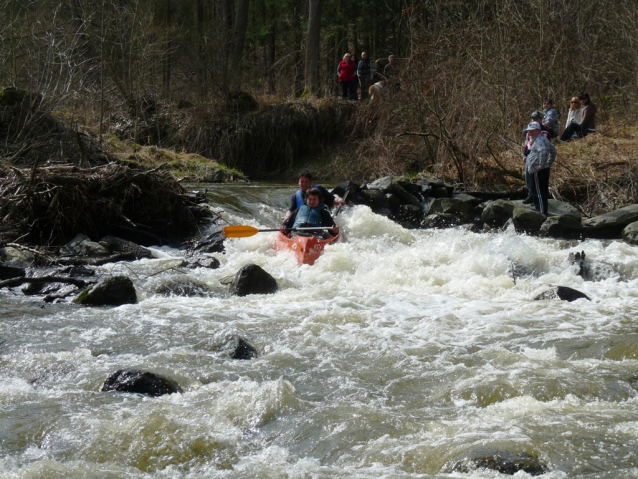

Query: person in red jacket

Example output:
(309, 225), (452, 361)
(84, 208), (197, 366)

(337, 53), (356, 100)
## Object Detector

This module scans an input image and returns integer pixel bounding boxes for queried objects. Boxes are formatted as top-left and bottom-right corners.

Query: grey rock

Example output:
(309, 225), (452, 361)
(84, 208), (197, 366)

(481, 199), (515, 228)
(102, 369), (182, 397)
(99, 236), (153, 259)
(512, 207), (547, 235)
(540, 215), (583, 239)
(622, 220), (638, 245)
(428, 195), (479, 223)
(0, 263), (25, 280)
(366, 176), (393, 192)
(61, 234), (110, 257)
(74, 276), (137, 306)
(0, 246), (35, 267)
(582, 204), (638, 239)
(420, 213), (462, 229)
(230, 264), (278, 296)
(534, 286), (590, 302)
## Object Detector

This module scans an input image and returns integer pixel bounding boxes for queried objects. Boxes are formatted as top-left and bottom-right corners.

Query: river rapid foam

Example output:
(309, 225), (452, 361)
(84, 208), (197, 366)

(2, 183), (638, 478)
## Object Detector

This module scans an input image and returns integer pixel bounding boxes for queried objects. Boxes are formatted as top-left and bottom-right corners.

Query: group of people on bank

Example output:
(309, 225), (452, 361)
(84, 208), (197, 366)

(522, 92), (597, 215)
(337, 53), (399, 101)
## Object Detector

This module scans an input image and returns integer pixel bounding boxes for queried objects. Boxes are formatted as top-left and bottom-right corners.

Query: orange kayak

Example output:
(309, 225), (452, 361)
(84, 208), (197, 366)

(274, 232), (340, 265)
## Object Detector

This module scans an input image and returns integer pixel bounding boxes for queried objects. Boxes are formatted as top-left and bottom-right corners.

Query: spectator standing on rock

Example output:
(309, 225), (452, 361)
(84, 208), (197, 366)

(560, 92), (597, 141)
(337, 53), (357, 100)
(542, 98), (559, 139)
(525, 121), (557, 216)
(284, 172), (344, 222)
(357, 52), (373, 100)
(522, 111), (549, 204)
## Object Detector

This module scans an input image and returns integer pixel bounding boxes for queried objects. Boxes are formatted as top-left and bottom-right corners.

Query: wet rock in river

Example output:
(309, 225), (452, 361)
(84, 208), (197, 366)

(60, 234), (110, 257)
(583, 204), (638, 239)
(428, 194), (480, 224)
(512, 206), (546, 235)
(448, 451), (548, 476)
(420, 213), (461, 229)
(102, 369), (182, 397)
(99, 235), (153, 259)
(228, 337), (259, 360)
(182, 254), (221, 269)
(534, 285), (590, 302)
(74, 276), (137, 306)
(0, 264), (25, 280)
(540, 214), (583, 239)
(155, 278), (211, 297)
(622, 221), (638, 245)
(230, 264), (278, 296)
(481, 199), (515, 228)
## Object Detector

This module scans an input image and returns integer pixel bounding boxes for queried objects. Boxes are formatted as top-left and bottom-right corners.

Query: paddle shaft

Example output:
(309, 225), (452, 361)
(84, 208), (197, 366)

(223, 225), (334, 238)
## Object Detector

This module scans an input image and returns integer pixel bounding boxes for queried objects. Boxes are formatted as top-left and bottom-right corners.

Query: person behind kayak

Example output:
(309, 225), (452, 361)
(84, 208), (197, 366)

(283, 171), (344, 222)
(281, 188), (339, 237)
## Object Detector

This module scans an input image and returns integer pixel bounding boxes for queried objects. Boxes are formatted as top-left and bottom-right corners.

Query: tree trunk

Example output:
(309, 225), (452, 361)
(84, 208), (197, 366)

(230, 0), (250, 85)
(304, 0), (323, 96)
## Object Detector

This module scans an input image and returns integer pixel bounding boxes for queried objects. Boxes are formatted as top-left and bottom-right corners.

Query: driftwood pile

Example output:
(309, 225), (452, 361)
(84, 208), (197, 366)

(0, 163), (211, 248)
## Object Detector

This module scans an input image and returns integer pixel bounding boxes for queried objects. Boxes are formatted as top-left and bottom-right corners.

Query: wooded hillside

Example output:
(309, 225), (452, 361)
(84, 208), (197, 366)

(2, 0), (637, 183)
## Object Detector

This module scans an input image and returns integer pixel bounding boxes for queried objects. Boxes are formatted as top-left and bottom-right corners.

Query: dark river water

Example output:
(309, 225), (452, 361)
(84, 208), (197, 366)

(1, 182), (638, 478)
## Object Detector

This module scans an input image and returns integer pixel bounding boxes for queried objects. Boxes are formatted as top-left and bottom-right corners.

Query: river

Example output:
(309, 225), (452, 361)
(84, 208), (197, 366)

(1, 182), (638, 478)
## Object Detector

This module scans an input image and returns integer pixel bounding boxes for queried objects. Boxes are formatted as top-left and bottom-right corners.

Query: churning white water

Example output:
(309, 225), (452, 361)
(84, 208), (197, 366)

(2, 183), (638, 478)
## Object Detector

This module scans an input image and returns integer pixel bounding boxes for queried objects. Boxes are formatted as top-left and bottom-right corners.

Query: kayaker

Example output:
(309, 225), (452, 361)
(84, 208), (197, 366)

(281, 188), (340, 237)
(283, 172), (344, 222)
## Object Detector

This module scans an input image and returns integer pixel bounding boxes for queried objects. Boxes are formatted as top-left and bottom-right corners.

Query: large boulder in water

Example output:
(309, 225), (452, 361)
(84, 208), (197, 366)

(540, 214), (583, 239)
(622, 221), (638, 245)
(582, 204), (638, 239)
(534, 286), (590, 302)
(481, 199), (515, 228)
(0, 263), (25, 280)
(512, 207), (547, 235)
(428, 194), (480, 223)
(230, 264), (278, 296)
(448, 451), (548, 476)
(101, 369), (182, 397)
(74, 276), (137, 306)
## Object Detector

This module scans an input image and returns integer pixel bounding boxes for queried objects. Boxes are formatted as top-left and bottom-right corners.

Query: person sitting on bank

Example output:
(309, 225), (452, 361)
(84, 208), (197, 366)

(560, 92), (597, 141)
(283, 171), (344, 222)
(564, 96), (584, 138)
(281, 188), (340, 237)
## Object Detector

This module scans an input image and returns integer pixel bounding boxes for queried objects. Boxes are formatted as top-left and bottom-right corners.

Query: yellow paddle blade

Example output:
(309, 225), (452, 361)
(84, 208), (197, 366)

(223, 225), (260, 238)
(223, 225), (280, 238)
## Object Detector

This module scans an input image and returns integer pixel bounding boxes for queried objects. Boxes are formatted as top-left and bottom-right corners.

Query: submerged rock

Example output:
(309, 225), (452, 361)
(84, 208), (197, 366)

(534, 285), (590, 302)
(448, 451), (547, 476)
(74, 276), (137, 306)
(230, 264), (278, 296)
(155, 278), (211, 297)
(229, 337), (259, 360)
(101, 369), (182, 397)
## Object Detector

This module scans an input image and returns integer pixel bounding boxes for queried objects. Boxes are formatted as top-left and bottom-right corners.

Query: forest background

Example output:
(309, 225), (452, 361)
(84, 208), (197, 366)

(2, 0), (638, 214)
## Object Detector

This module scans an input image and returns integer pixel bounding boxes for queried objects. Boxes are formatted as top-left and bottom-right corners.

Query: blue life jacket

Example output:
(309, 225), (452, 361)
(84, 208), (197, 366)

(292, 205), (324, 229)
(295, 187), (325, 210)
